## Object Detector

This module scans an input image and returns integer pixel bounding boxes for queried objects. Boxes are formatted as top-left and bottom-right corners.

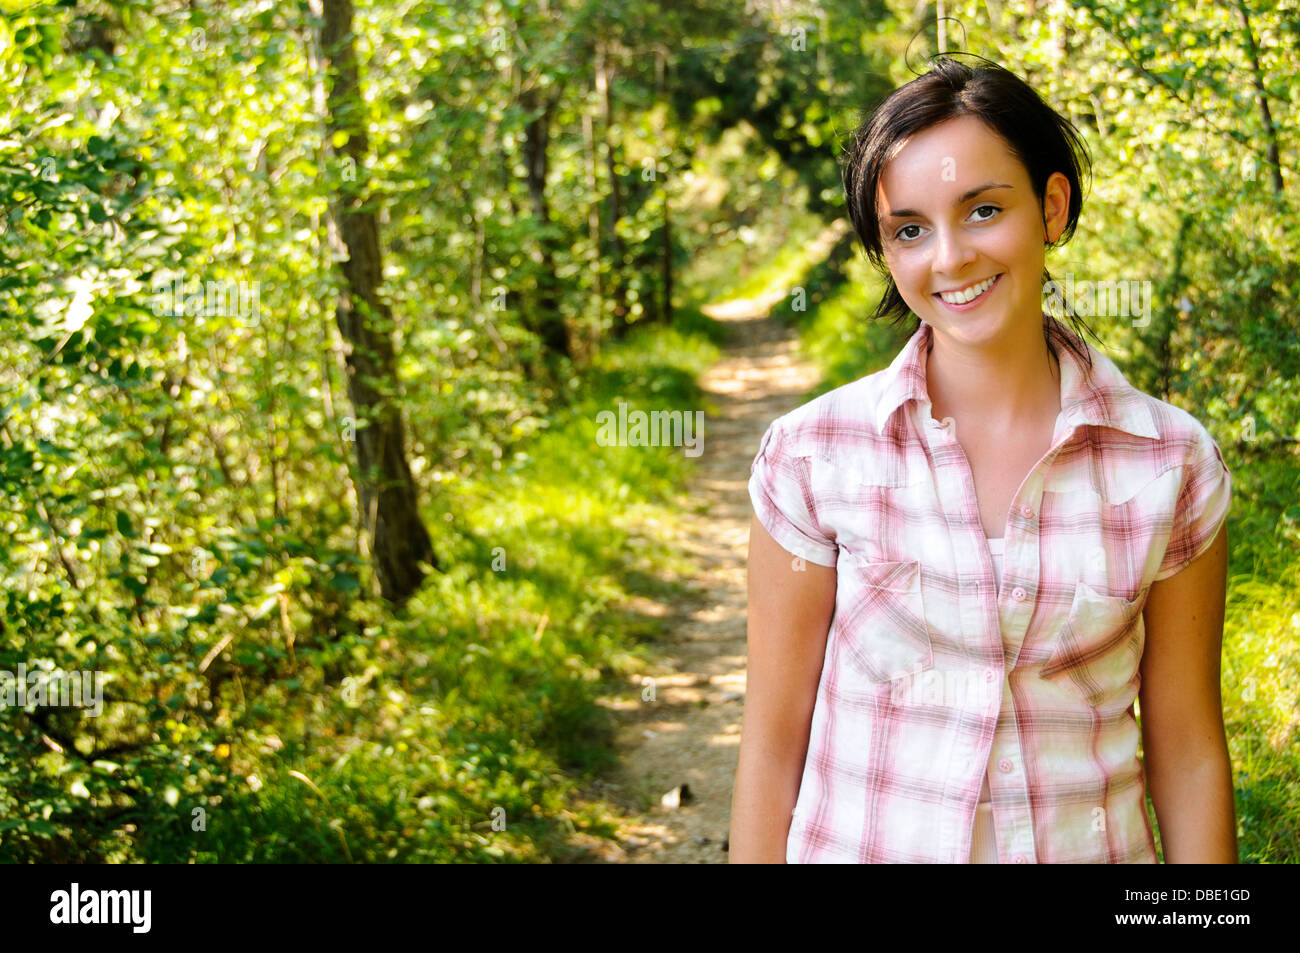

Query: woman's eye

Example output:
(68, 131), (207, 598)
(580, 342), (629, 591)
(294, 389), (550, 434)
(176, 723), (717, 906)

(894, 207), (998, 241)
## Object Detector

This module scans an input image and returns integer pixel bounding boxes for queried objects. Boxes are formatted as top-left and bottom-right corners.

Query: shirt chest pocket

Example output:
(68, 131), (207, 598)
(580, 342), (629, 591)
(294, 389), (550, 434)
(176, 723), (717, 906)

(1039, 582), (1147, 706)
(833, 554), (934, 683)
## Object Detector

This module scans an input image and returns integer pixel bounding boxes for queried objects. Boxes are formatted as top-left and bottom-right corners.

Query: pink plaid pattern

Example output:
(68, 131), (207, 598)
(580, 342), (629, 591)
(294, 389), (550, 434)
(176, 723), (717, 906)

(748, 319), (1232, 863)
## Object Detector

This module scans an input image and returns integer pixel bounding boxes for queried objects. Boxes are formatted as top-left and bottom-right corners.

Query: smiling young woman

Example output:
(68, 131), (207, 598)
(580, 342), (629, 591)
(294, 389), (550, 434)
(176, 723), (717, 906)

(731, 56), (1235, 865)
(875, 112), (1071, 539)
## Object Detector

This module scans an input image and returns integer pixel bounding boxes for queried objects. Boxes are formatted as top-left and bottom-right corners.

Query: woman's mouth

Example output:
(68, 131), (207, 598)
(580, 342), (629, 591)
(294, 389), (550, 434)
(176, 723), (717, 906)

(934, 273), (1002, 310)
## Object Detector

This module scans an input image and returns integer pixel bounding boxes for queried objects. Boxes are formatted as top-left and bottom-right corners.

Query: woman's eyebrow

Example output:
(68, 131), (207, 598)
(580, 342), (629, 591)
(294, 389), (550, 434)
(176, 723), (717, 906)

(882, 182), (1015, 221)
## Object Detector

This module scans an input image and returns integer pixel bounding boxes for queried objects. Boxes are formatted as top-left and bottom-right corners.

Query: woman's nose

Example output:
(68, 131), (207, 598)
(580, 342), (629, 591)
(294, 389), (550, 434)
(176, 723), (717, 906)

(933, 227), (976, 275)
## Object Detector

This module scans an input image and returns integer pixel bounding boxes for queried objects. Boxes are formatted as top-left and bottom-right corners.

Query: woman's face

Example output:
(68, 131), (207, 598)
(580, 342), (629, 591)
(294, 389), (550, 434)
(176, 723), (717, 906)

(875, 114), (1069, 349)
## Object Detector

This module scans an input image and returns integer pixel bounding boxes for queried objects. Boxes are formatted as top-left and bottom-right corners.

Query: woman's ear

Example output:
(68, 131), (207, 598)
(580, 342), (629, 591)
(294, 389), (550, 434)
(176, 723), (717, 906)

(1041, 171), (1071, 244)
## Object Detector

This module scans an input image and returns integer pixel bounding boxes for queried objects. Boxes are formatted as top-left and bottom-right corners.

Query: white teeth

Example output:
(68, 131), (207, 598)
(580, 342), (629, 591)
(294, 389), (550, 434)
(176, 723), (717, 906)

(939, 275), (996, 304)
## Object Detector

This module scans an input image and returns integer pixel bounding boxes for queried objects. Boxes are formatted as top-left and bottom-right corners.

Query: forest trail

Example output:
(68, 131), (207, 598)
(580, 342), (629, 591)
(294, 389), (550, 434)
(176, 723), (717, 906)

(569, 236), (840, 862)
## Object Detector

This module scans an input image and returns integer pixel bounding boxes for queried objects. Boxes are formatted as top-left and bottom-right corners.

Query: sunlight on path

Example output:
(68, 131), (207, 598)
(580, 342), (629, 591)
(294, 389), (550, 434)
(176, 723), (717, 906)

(570, 279), (826, 863)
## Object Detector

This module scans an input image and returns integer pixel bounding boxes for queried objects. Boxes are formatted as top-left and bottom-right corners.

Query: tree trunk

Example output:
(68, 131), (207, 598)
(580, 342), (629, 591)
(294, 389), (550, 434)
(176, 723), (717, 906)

(596, 41), (631, 337)
(581, 107), (604, 360)
(315, 0), (436, 606)
(656, 47), (673, 326)
(1236, 1), (1285, 194)
(520, 84), (572, 359)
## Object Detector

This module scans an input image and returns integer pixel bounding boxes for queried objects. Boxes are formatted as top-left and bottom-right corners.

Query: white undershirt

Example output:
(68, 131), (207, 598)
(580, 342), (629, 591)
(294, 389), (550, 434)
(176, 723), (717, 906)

(986, 536), (1004, 589)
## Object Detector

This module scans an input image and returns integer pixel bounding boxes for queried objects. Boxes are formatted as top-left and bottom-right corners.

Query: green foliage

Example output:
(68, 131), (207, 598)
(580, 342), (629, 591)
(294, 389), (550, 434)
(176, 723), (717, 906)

(1, 0), (1295, 863)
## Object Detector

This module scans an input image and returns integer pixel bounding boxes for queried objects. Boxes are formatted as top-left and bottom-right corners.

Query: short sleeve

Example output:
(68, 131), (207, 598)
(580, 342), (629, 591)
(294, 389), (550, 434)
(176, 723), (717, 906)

(1153, 423), (1232, 581)
(747, 419), (838, 567)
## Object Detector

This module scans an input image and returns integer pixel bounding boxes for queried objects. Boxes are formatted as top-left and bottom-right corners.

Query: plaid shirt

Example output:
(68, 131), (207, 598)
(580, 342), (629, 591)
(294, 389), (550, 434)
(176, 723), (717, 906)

(747, 319), (1232, 863)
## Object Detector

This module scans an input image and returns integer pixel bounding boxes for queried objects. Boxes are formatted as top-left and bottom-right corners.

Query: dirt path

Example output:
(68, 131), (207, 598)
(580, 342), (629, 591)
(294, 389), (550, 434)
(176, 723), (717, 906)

(570, 266), (831, 863)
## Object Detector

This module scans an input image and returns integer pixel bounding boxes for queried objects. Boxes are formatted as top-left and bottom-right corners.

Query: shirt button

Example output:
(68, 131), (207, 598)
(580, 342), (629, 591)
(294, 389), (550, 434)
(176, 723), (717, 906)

(1012, 586), (1027, 601)
(997, 758), (1013, 773)
(1012, 854), (1026, 864)
(985, 669), (996, 682)
(1019, 504), (1034, 519)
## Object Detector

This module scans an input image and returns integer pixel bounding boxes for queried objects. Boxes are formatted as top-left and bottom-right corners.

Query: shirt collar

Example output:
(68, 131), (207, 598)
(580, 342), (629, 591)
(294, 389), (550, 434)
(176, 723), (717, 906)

(872, 320), (1160, 440)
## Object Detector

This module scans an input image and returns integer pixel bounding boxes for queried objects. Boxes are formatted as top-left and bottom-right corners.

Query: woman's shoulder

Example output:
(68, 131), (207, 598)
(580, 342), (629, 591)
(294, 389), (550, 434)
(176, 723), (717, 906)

(1087, 346), (1225, 457)
(755, 367), (911, 492)
(762, 367), (897, 456)
(1098, 375), (1232, 501)
(1127, 384), (1225, 458)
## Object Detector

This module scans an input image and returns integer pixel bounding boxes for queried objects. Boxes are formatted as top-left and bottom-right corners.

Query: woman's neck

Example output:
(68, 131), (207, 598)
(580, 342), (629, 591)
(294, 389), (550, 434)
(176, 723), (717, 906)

(925, 327), (1062, 434)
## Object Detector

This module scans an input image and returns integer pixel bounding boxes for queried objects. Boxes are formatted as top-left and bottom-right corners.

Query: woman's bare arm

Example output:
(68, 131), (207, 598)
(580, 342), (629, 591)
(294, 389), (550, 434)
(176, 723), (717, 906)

(729, 515), (837, 863)
(1139, 521), (1238, 863)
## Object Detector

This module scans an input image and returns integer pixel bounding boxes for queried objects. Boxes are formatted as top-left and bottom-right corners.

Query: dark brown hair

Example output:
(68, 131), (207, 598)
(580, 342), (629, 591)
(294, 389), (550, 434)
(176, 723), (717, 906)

(840, 54), (1098, 370)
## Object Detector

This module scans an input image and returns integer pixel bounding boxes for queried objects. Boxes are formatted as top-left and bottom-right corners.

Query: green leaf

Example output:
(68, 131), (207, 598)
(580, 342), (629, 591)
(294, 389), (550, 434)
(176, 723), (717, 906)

(331, 571), (361, 592)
